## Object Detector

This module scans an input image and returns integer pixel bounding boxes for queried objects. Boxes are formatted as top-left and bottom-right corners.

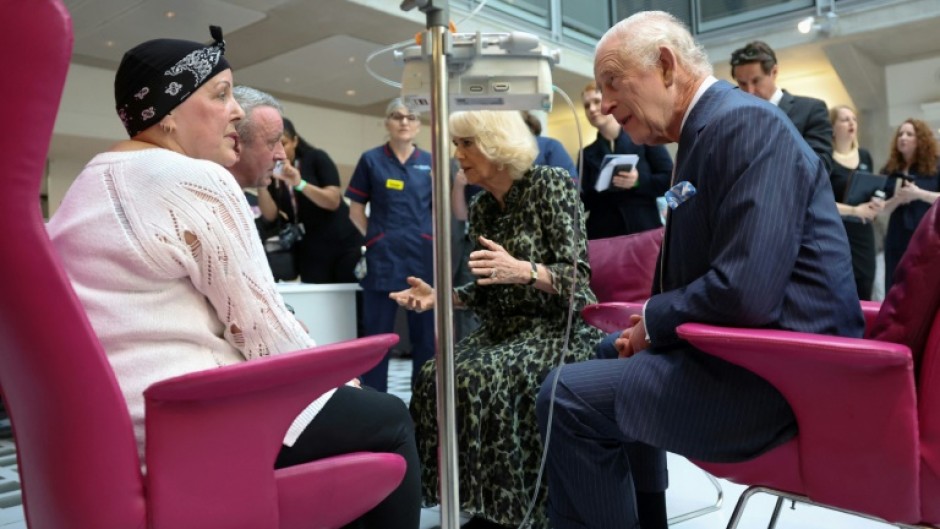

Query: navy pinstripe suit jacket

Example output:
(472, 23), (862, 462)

(647, 80), (864, 348)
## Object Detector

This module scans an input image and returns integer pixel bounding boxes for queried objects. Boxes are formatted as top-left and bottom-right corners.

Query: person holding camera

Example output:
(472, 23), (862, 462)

(279, 118), (365, 284)
(880, 118), (940, 292)
(579, 81), (674, 239)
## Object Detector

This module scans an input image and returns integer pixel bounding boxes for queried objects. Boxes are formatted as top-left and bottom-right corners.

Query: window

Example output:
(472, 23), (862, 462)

(562, 0), (612, 41)
(486, 0), (551, 29)
(694, 0), (814, 33)
(616, 0), (692, 30)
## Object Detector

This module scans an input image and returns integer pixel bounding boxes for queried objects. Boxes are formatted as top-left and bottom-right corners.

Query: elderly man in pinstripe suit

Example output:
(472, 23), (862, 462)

(536, 11), (864, 529)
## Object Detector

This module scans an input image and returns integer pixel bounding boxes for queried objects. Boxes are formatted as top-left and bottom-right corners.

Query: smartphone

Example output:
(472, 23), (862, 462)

(613, 163), (634, 174)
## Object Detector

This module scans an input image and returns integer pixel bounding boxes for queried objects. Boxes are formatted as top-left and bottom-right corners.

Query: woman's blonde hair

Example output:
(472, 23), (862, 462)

(829, 104), (859, 150)
(449, 110), (538, 180)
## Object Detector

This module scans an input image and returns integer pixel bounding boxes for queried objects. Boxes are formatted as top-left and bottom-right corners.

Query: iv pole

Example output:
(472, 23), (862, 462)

(400, 1), (459, 528)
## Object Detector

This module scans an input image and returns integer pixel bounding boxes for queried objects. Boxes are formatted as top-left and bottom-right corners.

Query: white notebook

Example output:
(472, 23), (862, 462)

(595, 154), (639, 192)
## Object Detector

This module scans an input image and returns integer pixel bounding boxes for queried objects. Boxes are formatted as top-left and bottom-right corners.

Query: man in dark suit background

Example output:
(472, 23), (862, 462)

(579, 81), (674, 239)
(536, 11), (864, 529)
(731, 40), (833, 171)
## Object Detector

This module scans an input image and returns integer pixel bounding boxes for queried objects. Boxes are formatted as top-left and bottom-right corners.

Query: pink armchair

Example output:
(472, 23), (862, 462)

(581, 206), (940, 526)
(0, 1), (405, 528)
(587, 228), (663, 304)
(583, 228), (662, 333)
(680, 201), (940, 527)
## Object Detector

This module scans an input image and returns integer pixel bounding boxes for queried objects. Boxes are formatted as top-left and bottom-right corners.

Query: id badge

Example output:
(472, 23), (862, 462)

(386, 179), (404, 190)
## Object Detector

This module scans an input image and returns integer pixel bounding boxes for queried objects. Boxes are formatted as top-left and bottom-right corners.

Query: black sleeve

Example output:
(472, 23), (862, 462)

(300, 148), (341, 187)
(636, 144), (674, 197)
(802, 98), (833, 173)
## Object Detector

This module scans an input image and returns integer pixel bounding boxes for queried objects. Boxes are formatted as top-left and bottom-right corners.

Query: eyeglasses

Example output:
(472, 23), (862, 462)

(730, 48), (774, 67)
(388, 113), (418, 123)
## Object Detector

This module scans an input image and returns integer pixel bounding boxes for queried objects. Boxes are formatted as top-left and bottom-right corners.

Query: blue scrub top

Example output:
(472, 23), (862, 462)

(345, 143), (434, 291)
(534, 136), (578, 179)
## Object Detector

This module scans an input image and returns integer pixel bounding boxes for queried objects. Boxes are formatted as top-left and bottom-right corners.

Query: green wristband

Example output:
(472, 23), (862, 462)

(294, 180), (308, 192)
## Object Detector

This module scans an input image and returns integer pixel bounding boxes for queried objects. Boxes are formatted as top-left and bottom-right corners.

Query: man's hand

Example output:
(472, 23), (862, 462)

(614, 314), (650, 358)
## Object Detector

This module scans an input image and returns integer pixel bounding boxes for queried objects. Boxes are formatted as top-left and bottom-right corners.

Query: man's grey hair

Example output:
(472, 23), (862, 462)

(599, 11), (713, 79)
(232, 85), (283, 143)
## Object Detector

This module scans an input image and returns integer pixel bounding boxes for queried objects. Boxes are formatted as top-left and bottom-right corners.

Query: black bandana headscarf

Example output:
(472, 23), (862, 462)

(114, 26), (231, 137)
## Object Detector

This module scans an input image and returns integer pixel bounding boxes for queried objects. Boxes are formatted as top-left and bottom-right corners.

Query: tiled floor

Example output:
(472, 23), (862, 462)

(0, 359), (898, 529)
(0, 439), (23, 528)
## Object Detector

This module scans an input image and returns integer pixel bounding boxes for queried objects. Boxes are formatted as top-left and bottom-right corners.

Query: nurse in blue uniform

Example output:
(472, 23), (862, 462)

(346, 99), (434, 392)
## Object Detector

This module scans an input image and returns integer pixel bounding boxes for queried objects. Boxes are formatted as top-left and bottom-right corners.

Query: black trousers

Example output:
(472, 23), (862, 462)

(275, 386), (421, 529)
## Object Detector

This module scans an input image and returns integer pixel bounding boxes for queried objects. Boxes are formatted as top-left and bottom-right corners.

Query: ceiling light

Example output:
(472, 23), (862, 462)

(797, 16), (814, 34)
(348, 57), (356, 63)
(284, 77), (291, 84)
(165, 11), (175, 19)
(797, 11), (838, 37)
(346, 89), (356, 97)
(105, 40), (115, 47)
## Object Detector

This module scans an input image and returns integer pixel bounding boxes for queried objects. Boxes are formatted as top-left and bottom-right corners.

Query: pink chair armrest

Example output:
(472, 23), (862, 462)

(276, 452), (406, 529)
(860, 300), (881, 337)
(676, 323), (921, 521)
(146, 334), (397, 402)
(582, 302), (645, 333)
(144, 334), (400, 529)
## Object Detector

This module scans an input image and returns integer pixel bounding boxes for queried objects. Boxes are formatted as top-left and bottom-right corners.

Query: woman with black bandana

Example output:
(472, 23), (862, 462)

(47, 28), (420, 529)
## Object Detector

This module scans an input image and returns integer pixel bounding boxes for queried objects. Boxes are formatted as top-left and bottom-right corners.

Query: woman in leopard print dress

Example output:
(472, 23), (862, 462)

(392, 111), (603, 528)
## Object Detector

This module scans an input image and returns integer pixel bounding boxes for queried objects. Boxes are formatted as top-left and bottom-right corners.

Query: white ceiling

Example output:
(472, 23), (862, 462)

(62, 0), (441, 116)
(58, 0), (940, 140)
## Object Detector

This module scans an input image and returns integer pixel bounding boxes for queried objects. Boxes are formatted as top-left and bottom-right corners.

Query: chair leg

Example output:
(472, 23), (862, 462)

(723, 486), (937, 529)
(766, 496), (784, 529)
(668, 470), (724, 525)
(725, 486), (763, 529)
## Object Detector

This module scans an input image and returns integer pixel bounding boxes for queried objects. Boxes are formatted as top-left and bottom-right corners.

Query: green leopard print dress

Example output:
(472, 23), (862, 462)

(410, 165), (604, 527)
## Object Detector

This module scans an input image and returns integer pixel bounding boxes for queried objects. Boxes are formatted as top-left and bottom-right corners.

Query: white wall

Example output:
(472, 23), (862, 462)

(886, 56), (940, 129)
(47, 62), (432, 216)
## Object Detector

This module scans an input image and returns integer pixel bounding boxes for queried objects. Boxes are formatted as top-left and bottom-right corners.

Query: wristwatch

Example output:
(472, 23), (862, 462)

(527, 261), (538, 286)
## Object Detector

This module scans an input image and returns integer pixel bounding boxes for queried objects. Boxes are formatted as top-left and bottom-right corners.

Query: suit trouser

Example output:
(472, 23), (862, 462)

(536, 347), (796, 529)
(595, 331), (669, 495)
(359, 289), (435, 393)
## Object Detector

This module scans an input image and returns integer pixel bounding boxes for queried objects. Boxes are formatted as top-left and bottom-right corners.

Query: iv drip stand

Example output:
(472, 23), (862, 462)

(400, 1), (458, 528)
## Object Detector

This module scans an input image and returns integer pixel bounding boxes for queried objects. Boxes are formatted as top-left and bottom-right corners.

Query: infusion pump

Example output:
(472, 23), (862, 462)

(396, 31), (560, 112)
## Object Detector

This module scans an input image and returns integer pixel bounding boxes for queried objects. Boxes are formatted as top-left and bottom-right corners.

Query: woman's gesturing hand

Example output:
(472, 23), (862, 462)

(469, 236), (528, 285)
(389, 276), (436, 312)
